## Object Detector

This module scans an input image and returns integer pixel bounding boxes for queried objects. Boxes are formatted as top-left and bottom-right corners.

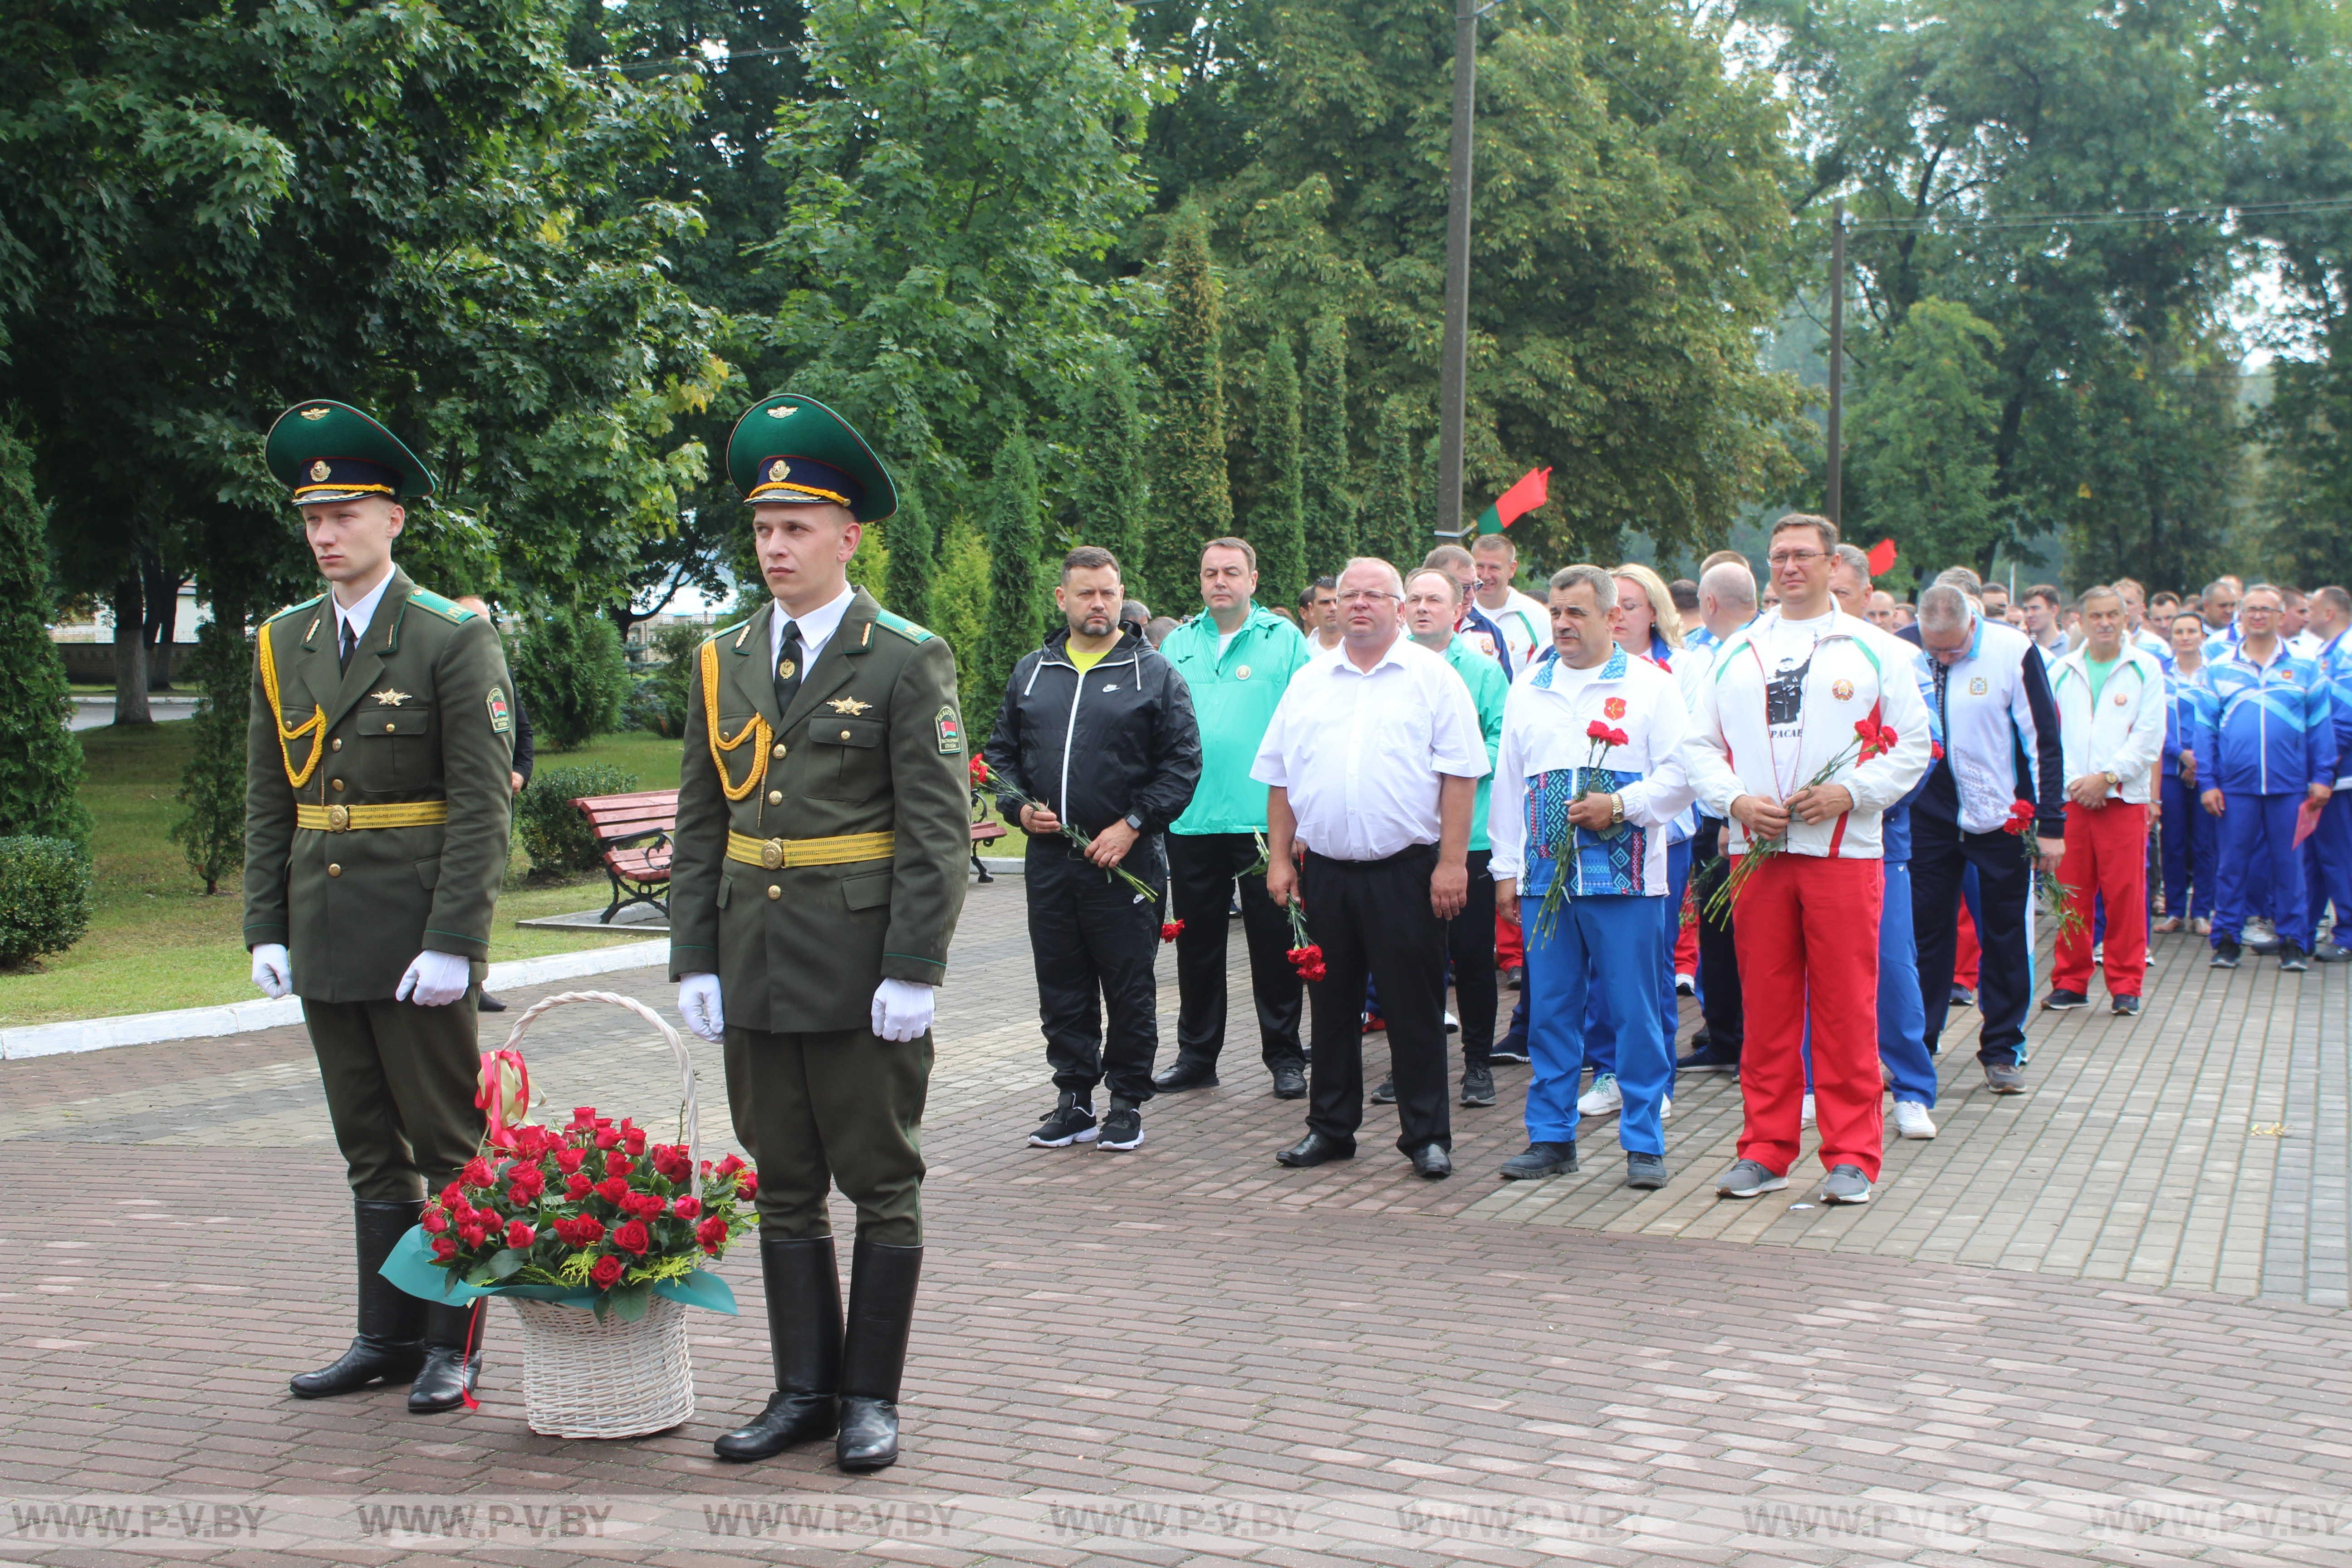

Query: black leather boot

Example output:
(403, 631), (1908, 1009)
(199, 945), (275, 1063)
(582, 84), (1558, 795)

(836, 1232), (921, 1472)
(407, 1299), (484, 1414)
(290, 1200), (427, 1398)
(714, 1236), (843, 1461)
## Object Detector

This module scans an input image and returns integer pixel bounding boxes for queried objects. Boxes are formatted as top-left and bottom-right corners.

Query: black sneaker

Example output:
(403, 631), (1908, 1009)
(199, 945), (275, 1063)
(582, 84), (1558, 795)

(1499, 1142), (1577, 1179)
(1625, 1152), (1670, 1190)
(1676, 1044), (1741, 1073)
(2112, 994), (2141, 1016)
(1028, 1091), (1098, 1147)
(2041, 989), (2090, 1011)
(2281, 942), (2311, 973)
(2315, 940), (2351, 963)
(1097, 1098), (1143, 1151)
(1459, 1065), (1495, 1107)
(2211, 937), (2242, 969)
(1370, 1076), (1397, 1105)
(1489, 1043), (1530, 1065)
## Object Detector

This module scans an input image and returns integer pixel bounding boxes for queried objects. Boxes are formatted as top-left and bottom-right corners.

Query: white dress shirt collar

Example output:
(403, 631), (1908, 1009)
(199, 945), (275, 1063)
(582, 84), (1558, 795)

(332, 565), (397, 648)
(771, 583), (857, 670)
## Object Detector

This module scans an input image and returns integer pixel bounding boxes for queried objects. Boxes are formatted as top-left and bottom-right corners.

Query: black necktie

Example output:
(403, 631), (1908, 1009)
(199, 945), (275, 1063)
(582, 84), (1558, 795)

(774, 621), (803, 716)
(339, 617), (357, 673)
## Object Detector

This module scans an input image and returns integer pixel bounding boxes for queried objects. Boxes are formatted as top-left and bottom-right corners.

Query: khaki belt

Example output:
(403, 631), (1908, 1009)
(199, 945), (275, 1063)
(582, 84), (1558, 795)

(296, 801), (451, 832)
(726, 829), (896, 870)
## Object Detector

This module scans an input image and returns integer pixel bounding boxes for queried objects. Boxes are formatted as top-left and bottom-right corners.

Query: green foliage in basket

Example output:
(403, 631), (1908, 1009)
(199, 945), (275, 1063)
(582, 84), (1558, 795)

(418, 1106), (756, 1323)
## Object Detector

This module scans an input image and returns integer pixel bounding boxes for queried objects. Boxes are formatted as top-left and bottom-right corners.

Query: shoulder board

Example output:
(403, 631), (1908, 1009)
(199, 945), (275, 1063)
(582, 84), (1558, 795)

(265, 594), (324, 625)
(406, 588), (476, 623)
(710, 617), (753, 652)
(873, 608), (936, 644)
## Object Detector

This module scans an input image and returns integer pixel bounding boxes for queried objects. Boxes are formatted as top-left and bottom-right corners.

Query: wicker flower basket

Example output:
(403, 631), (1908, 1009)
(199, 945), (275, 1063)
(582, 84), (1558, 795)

(493, 989), (704, 1439)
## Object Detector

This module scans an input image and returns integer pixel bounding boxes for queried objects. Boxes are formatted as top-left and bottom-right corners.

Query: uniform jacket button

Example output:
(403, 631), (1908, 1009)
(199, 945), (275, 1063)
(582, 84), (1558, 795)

(331, 778), (345, 791)
(767, 884), (781, 900)
(768, 789), (783, 805)
(772, 743), (787, 759)
(328, 863), (342, 877)
(330, 738), (342, 751)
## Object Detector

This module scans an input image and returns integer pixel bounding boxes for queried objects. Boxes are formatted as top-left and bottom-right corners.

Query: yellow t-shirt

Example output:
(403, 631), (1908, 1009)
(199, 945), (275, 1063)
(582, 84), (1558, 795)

(1069, 644), (1110, 675)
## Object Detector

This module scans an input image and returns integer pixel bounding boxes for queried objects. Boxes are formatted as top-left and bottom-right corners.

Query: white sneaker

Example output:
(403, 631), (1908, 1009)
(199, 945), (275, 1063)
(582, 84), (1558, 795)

(1800, 1092), (1815, 1128)
(1674, 972), (1696, 997)
(1578, 1073), (1623, 1117)
(1891, 1099), (1937, 1139)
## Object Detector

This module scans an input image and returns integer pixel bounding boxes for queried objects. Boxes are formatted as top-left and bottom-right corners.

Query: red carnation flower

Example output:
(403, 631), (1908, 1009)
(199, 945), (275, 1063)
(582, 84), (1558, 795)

(969, 758), (991, 787)
(1606, 727), (1630, 748)
(1160, 921), (1184, 943)
(589, 1255), (626, 1289)
(696, 1216), (729, 1254)
(1879, 726), (1899, 750)
(505, 1220), (535, 1250)
(1855, 718), (1879, 743)
(420, 1207), (449, 1235)
(672, 1196), (701, 1220)
(1586, 719), (1612, 741)
(612, 1220), (651, 1256)
(595, 1176), (630, 1205)
(2003, 800), (2036, 835)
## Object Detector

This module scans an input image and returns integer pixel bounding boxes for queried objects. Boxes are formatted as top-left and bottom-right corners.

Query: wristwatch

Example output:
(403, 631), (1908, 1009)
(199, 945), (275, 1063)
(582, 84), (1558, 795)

(1124, 811), (1146, 832)
(1608, 794), (1626, 828)
(2102, 770), (2121, 789)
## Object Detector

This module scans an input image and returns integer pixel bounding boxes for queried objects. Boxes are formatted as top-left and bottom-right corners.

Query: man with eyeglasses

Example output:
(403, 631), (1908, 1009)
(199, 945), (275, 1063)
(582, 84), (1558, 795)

(1254, 559), (1489, 1180)
(2192, 584), (2336, 971)
(1684, 515), (1933, 1207)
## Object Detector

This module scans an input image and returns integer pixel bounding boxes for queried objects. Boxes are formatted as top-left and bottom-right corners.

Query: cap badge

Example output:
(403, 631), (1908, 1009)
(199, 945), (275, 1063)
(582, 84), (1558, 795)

(309, 459), (331, 482)
(300, 407), (331, 421)
(767, 404), (797, 419)
(769, 459), (791, 483)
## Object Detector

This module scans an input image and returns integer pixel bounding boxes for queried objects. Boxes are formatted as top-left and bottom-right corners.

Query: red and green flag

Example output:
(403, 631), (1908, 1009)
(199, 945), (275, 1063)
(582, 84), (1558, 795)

(1473, 466), (1550, 535)
(1865, 538), (1897, 576)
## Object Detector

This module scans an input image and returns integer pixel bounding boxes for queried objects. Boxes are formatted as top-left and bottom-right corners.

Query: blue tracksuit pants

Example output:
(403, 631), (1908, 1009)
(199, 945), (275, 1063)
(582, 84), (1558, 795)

(2161, 771), (2216, 922)
(1526, 893), (1668, 1155)
(2306, 791), (2352, 938)
(2215, 792), (2312, 950)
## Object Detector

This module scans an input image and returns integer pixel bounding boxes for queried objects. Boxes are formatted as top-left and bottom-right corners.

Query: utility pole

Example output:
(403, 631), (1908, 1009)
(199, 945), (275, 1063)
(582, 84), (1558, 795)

(1825, 198), (1846, 526)
(1434, 1), (1491, 538)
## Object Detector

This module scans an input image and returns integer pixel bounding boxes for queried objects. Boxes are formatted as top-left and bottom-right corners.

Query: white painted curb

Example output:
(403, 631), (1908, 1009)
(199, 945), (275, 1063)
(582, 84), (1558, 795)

(0, 939), (670, 1061)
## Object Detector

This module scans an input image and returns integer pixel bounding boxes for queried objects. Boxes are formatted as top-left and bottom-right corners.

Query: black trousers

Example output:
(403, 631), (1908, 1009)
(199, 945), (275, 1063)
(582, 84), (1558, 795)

(1166, 831), (1305, 1070)
(1911, 814), (2034, 1066)
(1446, 849), (1498, 1062)
(1693, 818), (1744, 1056)
(1027, 843), (1161, 1103)
(1300, 846), (1451, 1154)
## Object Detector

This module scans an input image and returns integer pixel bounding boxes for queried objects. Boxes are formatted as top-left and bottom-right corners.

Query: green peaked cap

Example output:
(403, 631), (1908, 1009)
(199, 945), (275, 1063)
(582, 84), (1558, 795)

(725, 394), (898, 523)
(265, 400), (437, 505)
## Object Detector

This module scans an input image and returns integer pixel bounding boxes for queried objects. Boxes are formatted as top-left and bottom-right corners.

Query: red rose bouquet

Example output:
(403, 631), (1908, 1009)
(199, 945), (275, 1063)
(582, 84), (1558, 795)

(1705, 719), (1897, 921)
(388, 1106), (758, 1324)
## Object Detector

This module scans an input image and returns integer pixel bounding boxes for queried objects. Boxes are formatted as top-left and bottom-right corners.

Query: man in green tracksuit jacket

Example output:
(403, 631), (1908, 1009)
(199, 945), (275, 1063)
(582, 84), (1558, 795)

(1152, 537), (1315, 1098)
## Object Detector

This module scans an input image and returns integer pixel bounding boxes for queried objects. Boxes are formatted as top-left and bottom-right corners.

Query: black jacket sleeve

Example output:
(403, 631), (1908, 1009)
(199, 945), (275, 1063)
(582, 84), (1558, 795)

(1131, 655), (1202, 832)
(2018, 649), (2067, 836)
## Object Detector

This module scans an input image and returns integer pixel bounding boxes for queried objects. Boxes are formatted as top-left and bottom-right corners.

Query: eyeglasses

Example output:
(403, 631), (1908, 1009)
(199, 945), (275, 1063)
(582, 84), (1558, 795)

(1766, 549), (1826, 567)
(1336, 590), (1401, 605)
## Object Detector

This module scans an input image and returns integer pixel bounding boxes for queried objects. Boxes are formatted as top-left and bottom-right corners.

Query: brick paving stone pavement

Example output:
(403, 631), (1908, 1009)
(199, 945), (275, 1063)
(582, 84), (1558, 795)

(2, 878), (2349, 1565)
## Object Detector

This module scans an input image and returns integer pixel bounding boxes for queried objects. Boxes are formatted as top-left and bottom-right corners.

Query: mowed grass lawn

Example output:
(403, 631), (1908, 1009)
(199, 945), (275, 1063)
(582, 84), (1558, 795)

(0, 725), (696, 1028)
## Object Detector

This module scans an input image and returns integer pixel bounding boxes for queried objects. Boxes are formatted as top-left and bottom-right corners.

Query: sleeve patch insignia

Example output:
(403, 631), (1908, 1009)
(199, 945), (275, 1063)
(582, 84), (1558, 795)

(935, 705), (962, 754)
(487, 686), (513, 734)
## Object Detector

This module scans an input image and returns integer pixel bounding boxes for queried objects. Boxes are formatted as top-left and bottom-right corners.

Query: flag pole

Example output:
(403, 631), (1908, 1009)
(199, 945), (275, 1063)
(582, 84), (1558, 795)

(1436, 0), (1502, 539)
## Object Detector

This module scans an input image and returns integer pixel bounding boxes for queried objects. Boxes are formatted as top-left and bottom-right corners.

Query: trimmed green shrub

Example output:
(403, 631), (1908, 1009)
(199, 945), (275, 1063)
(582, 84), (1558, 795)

(0, 423), (92, 848)
(625, 622), (709, 738)
(516, 764), (640, 876)
(171, 615), (252, 893)
(0, 836), (93, 968)
(514, 606), (630, 751)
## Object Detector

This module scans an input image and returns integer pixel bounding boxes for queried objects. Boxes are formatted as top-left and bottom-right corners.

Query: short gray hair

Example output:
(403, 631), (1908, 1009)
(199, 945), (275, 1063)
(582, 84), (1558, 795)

(1338, 557), (1406, 597)
(1548, 563), (1616, 609)
(1918, 583), (1974, 631)
(1935, 565), (1983, 597)
(1699, 559), (1756, 609)
(1833, 543), (1871, 584)
(2077, 584), (2123, 611)
(1405, 566), (1463, 603)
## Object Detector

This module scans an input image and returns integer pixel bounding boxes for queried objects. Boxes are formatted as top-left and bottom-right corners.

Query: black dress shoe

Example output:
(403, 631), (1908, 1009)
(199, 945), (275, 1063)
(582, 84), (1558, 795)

(1409, 1143), (1452, 1179)
(716, 1391), (838, 1459)
(1152, 1058), (1220, 1093)
(291, 1200), (426, 1398)
(1676, 1045), (1741, 1073)
(408, 1301), (484, 1414)
(1270, 1062), (1307, 1099)
(1275, 1131), (1354, 1167)
(476, 990), (508, 1012)
(715, 1237), (842, 1462)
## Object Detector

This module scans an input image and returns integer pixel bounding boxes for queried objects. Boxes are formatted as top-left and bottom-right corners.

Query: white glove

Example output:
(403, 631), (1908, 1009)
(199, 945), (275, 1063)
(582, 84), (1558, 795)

(250, 943), (291, 1000)
(677, 973), (725, 1041)
(870, 978), (936, 1043)
(395, 949), (472, 1007)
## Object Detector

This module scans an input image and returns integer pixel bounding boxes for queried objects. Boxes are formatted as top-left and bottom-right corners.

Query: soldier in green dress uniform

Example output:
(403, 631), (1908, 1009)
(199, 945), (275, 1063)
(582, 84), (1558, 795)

(243, 400), (514, 1414)
(669, 395), (969, 1471)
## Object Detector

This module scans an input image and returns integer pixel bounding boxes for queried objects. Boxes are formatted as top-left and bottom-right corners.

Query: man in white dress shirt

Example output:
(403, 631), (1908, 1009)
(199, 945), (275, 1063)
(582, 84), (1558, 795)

(1255, 558), (1490, 1179)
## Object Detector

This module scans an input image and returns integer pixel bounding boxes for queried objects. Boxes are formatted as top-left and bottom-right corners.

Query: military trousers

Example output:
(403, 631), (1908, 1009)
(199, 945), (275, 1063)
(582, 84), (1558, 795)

(723, 1025), (931, 1247)
(303, 989), (488, 1203)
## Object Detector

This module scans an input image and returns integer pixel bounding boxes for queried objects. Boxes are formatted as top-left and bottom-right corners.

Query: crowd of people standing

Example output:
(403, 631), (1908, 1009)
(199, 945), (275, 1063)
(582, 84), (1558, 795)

(980, 522), (2352, 1206)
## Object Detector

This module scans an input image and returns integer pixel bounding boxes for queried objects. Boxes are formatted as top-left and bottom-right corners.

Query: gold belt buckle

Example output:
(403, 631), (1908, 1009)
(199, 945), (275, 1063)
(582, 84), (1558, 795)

(760, 838), (785, 870)
(326, 804), (351, 832)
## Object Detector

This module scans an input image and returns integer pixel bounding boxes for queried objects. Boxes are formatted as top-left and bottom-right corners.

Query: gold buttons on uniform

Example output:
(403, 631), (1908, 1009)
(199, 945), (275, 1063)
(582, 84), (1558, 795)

(331, 779), (345, 792)
(767, 884), (781, 901)
(772, 743), (787, 759)
(331, 738), (342, 752)
(327, 863), (342, 877)
(768, 790), (783, 805)
(384, 721), (396, 732)
(839, 729), (851, 739)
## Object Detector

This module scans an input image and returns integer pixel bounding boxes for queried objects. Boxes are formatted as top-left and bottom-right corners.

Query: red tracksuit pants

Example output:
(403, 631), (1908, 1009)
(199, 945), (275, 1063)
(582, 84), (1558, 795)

(1732, 852), (1885, 1180)
(2052, 800), (2149, 998)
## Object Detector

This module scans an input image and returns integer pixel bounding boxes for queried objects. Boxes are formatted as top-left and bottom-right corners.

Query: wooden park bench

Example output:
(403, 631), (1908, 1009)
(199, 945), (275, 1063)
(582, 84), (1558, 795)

(569, 788), (1011, 919)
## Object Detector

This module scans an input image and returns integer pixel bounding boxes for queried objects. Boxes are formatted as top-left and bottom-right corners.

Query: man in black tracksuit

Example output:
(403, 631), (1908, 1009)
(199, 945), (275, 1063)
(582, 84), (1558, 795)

(985, 547), (1201, 1153)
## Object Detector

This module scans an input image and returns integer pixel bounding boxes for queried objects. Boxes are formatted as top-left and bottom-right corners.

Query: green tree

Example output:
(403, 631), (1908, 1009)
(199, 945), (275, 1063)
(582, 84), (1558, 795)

(1300, 315), (1357, 578)
(169, 619), (254, 894)
(1367, 395), (1418, 569)
(882, 479), (936, 631)
(1147, 205), (1233, 609)
(1847, 299), (2005, 583)
(931, 519), (994, 711)
(1073, 354), (1148, 578)
(1250, 333), (1308, 604)
(0, 422), (88, 849)
(515, 607), (632, 751)
(978, 431), (1046, 720)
